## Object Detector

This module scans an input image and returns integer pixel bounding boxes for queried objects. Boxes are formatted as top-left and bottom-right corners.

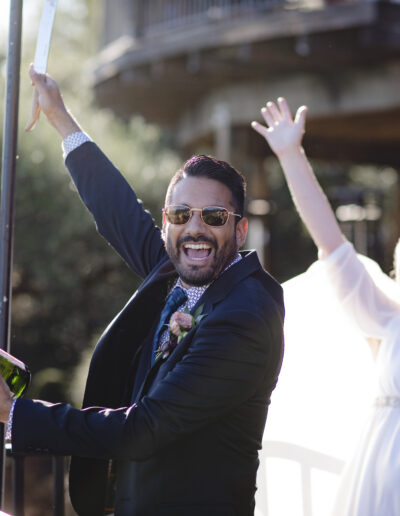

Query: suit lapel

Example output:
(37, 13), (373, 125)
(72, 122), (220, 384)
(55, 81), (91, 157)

(119, 258), (178, 403)
(191, 250), (261, 309)
(82, 257), (178, 410)
(136, 251), (263, 397)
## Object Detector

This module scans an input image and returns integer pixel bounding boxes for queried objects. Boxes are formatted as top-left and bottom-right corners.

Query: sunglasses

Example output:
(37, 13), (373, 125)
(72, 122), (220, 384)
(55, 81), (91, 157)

(164, 205), (241, 227)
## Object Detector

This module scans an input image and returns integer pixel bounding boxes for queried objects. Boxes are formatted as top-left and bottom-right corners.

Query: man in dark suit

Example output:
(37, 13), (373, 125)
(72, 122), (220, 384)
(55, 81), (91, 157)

(0, 68), (284, 516)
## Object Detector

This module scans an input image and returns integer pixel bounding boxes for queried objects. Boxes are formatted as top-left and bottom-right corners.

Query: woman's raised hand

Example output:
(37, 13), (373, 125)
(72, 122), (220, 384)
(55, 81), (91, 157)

(251, 97), (307, 157)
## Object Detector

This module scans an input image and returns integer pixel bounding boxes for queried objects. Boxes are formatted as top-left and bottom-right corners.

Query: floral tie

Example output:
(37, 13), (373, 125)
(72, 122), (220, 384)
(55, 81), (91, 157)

(152, 287), (187, 364)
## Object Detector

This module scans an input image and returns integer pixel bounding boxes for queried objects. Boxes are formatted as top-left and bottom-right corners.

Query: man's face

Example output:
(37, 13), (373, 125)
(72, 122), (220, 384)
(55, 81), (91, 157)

(162, 176), (248, 288)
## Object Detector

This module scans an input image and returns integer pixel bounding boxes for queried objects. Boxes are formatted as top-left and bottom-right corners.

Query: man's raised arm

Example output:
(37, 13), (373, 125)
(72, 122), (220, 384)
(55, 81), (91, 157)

(27, 65), (166, 277)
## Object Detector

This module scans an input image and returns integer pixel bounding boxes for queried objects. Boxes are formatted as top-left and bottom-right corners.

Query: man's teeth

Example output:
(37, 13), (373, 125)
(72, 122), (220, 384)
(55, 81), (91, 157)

(184, 244), (211, 250)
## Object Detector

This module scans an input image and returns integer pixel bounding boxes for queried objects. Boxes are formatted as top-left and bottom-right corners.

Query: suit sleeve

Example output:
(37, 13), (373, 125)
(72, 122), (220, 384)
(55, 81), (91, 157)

(65, 141), (166, 278)
(11, 302), (283, 460)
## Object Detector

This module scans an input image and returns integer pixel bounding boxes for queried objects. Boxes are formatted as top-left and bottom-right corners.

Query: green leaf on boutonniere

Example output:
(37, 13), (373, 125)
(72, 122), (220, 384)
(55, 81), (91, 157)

(193, 303), (206, 320)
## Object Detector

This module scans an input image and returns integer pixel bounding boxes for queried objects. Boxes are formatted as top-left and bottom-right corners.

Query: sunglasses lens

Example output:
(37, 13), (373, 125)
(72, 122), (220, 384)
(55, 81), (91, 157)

(202, 207), (229, 226)
(166, 206), (191, 224)
(165, 206), (231, 226)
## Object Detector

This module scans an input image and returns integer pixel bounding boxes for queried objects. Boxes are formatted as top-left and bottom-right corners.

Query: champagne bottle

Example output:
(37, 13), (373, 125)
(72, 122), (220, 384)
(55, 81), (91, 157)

(0, 348), (31, 398)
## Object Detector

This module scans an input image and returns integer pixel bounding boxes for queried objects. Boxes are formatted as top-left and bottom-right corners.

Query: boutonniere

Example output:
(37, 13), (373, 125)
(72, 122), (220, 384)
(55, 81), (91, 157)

(155, 304), (207, 361)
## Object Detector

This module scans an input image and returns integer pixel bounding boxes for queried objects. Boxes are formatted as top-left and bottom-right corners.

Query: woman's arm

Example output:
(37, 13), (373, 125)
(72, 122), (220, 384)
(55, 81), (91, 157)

(252, 99), (400, 352)
(251, 98), (345, 259)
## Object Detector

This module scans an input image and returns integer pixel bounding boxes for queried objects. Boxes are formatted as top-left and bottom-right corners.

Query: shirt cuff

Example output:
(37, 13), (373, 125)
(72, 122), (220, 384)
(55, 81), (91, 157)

(5, 398), (17, 443)
(62, 131), (91, 159)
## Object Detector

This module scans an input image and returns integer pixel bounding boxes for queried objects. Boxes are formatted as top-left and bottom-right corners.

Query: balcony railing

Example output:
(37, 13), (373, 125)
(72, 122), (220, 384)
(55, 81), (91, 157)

(5, 449), (65, 516)
(256, 441), (345, 516)
(135, 0), (357, 38)
(138, 0), (284, 36)
(6, 443), (344, 516)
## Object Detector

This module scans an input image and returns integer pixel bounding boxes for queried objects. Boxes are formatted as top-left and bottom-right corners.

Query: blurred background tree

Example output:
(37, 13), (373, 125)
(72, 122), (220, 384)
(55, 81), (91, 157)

(1, 3), (181, 511)
(0, 0), (181, 407)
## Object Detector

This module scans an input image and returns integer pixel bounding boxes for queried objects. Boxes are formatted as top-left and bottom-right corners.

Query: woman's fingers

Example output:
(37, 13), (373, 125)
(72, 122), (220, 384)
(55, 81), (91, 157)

(251, 120), (269, 138)
(261, 106), (275, 128)
(277, 97), (292, 121)
(294, 105), (308, 131)
(260, 99), (288, 128)
(267, 101), (283, 123)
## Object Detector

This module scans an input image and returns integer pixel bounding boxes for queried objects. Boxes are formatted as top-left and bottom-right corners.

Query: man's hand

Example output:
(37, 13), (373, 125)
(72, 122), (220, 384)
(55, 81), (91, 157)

(251, 97), (307, 158)
(27, 64), (81, 139)
(0, 377), (13, 424)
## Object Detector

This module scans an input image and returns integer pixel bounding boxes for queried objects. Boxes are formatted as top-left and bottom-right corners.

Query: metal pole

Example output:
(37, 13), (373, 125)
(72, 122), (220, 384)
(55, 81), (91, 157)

(52, 456), (65, 516)
(0, 0), (23, 508)
(12, 455), (24, 516)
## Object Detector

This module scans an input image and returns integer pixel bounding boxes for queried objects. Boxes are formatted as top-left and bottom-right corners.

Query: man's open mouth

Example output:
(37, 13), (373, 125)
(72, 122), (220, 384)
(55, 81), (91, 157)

(183, 243), (212, 260)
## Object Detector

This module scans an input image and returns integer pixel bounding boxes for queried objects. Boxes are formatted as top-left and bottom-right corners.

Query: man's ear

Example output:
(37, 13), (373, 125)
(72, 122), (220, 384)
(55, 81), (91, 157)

(236, 217), (248, 248)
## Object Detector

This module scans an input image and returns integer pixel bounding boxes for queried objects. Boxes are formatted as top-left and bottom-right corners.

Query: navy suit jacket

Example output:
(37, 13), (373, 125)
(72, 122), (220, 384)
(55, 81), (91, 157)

(12, 143), (284, 516)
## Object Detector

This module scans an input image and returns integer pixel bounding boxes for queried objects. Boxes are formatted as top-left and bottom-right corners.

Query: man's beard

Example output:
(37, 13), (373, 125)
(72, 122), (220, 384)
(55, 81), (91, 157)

(165, 234), (238, 287)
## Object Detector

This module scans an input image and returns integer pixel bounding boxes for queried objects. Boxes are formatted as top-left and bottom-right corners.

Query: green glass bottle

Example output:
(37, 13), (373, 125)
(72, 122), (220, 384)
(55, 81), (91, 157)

(0, 348), (31, 398)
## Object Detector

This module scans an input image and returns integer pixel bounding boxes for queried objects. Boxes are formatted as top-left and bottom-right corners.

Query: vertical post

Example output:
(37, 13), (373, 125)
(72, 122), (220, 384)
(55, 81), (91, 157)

(132, 0), (145, 38)
(52, 456), (65, 516)
(12, 455), (24, 516)
(212, 102), (231, 162)
(0, 0), (23, 508)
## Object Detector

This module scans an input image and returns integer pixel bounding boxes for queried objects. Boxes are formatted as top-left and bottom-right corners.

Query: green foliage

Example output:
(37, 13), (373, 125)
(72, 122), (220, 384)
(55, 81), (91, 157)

(0, 0), (180, 403)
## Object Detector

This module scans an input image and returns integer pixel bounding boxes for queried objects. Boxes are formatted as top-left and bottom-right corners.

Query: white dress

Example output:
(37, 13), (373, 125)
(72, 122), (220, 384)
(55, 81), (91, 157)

(258, 245), (375, 516)
(324, 242), (400, 516)
(258, 241), (400, 516)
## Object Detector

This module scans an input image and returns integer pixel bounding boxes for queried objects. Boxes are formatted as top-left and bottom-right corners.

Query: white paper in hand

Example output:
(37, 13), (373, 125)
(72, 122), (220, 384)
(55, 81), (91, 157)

(33, 0), (58, 74)
(26, 0), (58, 132)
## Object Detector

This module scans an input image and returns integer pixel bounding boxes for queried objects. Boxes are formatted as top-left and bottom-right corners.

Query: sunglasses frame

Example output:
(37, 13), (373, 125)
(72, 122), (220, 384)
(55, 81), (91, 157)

(163, 205), (242, 227)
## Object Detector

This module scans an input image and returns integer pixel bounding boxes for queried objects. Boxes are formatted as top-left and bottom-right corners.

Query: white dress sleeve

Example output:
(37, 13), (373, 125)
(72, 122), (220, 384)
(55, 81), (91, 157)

(322, 241), (400, 340)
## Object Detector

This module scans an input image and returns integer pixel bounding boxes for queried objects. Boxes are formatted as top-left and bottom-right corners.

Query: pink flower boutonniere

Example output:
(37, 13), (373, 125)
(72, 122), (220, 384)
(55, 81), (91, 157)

(155, 304), (207, 361)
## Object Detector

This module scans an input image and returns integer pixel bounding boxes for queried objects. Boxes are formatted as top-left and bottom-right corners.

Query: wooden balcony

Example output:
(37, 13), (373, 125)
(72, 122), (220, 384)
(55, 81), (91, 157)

(89, 0), (400, 129)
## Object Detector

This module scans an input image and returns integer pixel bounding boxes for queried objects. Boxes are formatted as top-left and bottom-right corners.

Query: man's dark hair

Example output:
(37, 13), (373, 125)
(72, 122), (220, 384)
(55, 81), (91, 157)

(166, 155), (247, 217)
